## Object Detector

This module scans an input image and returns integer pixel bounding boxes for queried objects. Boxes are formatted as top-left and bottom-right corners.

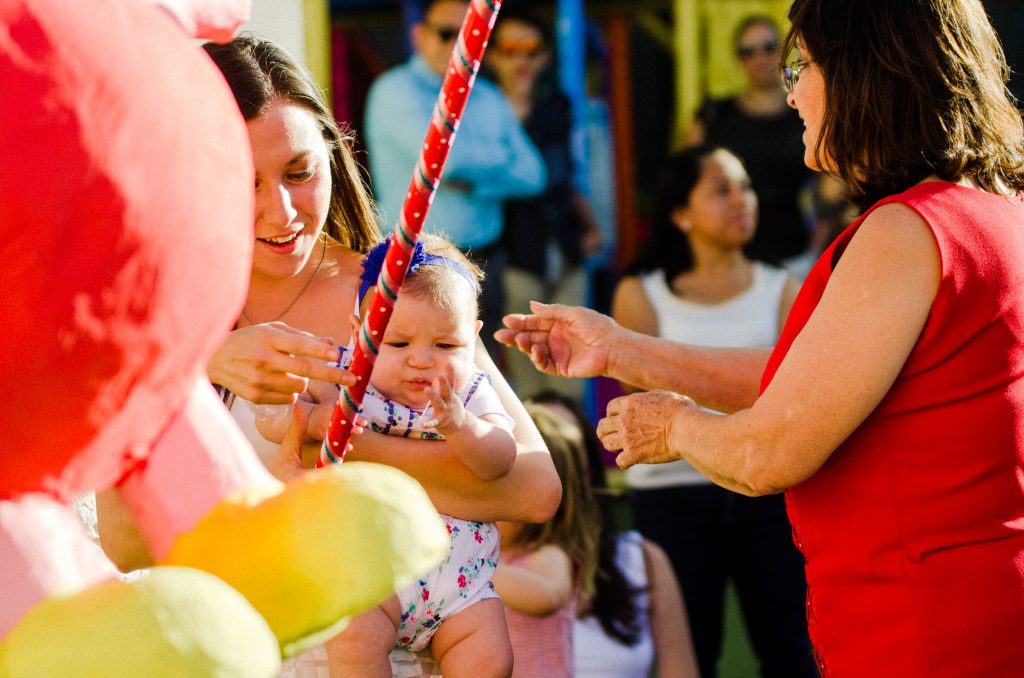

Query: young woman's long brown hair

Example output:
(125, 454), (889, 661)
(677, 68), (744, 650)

(784, 0), (1024, 211)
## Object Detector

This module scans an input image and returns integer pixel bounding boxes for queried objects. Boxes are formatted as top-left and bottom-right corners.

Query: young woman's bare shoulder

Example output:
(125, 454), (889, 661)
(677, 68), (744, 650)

(324, 241), (367, 276)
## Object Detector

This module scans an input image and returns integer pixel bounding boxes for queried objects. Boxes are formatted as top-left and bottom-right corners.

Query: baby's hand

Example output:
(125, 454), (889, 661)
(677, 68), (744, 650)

(423, 375), (465, 435)
(301, 381), (367, 467)
(299, 412), (367, 468)
(255, 379), (336, 445)
(303, 377), (346, 443)
(306, 398), (334, 443)
(267, 380), (367, 468)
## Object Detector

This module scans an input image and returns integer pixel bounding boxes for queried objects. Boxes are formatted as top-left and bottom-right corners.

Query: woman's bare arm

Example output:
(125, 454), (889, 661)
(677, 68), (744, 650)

(685, 118), (707, 146)
(490, 545), (574, 616)
(602, 202), (941, 495)
(498, 304), (772, 413)
(610, 276), (658, 395)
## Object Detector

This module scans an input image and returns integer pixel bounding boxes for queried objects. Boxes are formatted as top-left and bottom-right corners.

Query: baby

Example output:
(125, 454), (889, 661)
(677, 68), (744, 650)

(265, 234), (516, 676)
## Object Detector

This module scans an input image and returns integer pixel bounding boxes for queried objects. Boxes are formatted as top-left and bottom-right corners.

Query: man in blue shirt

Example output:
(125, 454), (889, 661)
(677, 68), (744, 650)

(364, 0), (547, 362)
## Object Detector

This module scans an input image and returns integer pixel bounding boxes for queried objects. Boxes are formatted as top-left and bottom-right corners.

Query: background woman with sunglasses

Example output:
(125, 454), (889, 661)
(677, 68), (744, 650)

(687, 15), (817, 274)
(485, 7), (603, 401)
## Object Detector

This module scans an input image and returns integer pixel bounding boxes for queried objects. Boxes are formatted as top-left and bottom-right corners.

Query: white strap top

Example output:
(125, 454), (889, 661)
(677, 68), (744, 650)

(624, 262), (788, 488)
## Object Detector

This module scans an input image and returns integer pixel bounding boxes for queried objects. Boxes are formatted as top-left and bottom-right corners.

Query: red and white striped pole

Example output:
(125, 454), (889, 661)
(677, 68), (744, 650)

(320, 0), (503, 466)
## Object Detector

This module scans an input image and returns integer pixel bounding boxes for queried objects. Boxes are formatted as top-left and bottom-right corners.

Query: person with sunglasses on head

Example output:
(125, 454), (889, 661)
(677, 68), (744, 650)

(484, 7), (604, 403)
(688, 15), (820, 276)
(364, 0), (547, 369)
(500, 0), (1024, 675)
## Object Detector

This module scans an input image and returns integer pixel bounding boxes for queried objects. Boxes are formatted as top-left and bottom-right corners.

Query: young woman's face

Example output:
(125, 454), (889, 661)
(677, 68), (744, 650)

(246, 98), (332, 282)
(676, 149), (758, 249)
(787, 41), (827, 171)
(736, 21), (782, 88)
(489, 18), (550, 92)
(369, 281), (481, 410)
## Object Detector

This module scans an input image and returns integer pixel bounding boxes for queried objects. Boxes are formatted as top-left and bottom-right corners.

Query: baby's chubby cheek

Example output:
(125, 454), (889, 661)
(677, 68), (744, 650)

(446, 358), (476, 392)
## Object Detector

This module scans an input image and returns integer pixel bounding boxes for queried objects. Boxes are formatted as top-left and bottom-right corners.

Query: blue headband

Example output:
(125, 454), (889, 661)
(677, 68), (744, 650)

(358, 240), (479, 305)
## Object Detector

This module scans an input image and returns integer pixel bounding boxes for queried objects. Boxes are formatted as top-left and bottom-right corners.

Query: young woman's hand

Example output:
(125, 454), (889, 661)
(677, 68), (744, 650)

(208, 322), (354, 404)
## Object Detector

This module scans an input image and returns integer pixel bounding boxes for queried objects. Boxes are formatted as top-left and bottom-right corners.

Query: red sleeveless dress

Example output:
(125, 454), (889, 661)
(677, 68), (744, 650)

(761, 182), (1024, 676)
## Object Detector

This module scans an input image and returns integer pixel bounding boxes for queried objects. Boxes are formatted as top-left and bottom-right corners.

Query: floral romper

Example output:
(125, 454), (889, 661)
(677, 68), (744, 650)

(359, 369), (508, 652)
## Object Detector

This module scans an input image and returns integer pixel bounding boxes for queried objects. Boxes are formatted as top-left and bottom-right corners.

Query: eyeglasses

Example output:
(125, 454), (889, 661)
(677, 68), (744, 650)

(425, 23), (459, 43)
(779, 59), (811, 94)
(736, 40), (779, 59)
(495, 36), (545, 58)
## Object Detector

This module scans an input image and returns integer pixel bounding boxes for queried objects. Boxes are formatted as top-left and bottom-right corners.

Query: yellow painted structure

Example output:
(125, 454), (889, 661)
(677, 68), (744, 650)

(304, 0), (332, 95)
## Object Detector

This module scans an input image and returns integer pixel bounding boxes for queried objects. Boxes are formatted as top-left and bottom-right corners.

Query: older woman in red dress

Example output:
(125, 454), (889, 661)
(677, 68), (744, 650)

(498, 0), (1024, 675)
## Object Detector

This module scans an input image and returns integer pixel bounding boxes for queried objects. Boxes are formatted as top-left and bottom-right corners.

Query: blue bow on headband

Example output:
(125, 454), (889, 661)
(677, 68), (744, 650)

(358, 240), (479, 305)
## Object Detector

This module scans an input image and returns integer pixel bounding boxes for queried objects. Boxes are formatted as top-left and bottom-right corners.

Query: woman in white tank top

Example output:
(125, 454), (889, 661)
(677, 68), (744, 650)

(610, 147), (818, 678)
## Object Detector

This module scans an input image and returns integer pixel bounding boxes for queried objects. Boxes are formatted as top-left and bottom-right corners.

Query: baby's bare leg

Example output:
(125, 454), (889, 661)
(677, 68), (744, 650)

(430, 598), (513, 678)
(325, 595), (400, 677)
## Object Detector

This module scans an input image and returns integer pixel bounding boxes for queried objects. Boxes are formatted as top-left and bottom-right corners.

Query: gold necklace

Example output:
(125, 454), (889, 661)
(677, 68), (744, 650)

(241, 239), (326, 326)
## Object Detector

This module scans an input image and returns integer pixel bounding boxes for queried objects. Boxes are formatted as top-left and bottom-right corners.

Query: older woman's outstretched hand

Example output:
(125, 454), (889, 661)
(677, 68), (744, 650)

(598, 391), (696, 469)
(495, 301), (619, 379)
(208, 322), (355, 404)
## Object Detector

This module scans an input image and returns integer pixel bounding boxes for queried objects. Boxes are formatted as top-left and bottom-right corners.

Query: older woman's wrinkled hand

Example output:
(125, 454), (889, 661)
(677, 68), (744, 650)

(495, 301), (619, 379)
(597, 391), (696, 469)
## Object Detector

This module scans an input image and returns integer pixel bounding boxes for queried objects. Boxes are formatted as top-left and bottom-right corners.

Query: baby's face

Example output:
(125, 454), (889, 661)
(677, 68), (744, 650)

(370, 285), (481, 410)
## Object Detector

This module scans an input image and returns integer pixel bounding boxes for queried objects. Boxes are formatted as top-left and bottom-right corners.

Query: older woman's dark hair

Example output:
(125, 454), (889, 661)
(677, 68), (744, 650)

(784, 0), (1024, 211)
(203, 34), (379, 253)
(626, 145), (722, 288)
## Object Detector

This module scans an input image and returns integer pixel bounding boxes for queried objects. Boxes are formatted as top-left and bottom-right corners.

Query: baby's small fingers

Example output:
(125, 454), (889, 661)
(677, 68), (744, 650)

(436, 374), (454, 399)
(425, 387), (448, 411)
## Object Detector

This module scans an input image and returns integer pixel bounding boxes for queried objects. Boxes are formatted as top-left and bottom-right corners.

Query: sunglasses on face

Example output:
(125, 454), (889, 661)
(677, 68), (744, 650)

(425, 23), (460, 43)
(495, 36), (545, 58)
(736, 40), (779, 59)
